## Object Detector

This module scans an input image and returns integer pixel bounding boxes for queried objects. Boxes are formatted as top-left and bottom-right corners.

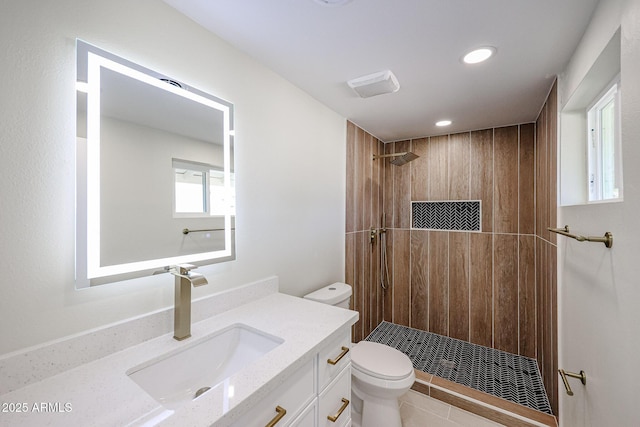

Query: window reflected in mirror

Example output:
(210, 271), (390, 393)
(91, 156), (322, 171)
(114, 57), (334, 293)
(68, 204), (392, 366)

(175, 168), (207, 214)
(173, 159), (211, 215)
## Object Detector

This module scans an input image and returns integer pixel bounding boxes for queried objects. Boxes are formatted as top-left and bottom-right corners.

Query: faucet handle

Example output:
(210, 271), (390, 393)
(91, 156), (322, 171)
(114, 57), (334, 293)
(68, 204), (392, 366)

(169, 264), (208, 288)
(178, 263), (197, 272)
(170, 264), (198, 275)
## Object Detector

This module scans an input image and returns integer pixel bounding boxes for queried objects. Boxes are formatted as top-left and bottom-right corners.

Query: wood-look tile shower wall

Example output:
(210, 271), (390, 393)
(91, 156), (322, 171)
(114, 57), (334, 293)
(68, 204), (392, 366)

(535, 82), (558, 415)
(345, 81), (558, 415)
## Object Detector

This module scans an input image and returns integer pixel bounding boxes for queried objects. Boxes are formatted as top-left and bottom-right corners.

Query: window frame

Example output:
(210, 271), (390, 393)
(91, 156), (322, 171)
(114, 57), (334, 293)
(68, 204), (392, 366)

(172, 158), (216, 218)
(586, 76), (622, 203)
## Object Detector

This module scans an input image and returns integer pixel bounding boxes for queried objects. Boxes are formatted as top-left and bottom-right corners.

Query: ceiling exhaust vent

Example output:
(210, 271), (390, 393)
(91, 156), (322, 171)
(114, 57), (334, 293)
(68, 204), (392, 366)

(313, 0), (353, 6)
(347, 70), (400, 98)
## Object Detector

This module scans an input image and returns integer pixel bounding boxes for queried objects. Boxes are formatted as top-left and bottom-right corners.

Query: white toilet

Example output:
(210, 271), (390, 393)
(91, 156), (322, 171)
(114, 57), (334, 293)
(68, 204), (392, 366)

(304, 283), (415, 427)
(350, 341), (415, 427)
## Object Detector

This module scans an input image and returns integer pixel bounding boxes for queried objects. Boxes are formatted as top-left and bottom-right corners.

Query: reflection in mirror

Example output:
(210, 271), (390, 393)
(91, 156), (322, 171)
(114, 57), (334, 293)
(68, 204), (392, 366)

(175, 163), (208, 214)
(76, 40), (235, 288)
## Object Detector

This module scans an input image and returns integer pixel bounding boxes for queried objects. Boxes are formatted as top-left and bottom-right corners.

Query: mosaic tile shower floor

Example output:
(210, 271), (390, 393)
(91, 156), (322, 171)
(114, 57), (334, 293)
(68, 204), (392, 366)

(365, 321), (552, 414)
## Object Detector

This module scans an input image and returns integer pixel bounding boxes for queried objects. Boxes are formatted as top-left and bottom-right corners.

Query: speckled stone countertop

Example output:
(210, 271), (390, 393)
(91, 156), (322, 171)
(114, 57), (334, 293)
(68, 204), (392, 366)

(0, 292), (358, 426)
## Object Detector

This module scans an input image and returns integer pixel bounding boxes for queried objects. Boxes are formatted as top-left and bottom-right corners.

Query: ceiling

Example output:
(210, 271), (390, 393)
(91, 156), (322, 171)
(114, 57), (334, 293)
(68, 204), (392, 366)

(77, 40), (226, 145)
(163, 0), (599, 142)
(100, 68), (225, 145)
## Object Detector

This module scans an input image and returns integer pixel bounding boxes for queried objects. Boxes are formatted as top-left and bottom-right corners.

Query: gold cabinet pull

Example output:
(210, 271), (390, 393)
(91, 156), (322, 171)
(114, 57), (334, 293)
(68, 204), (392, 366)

(327, 398), (350, 422)
(327, 346), (350, 365)
(265, 406), (286, 427)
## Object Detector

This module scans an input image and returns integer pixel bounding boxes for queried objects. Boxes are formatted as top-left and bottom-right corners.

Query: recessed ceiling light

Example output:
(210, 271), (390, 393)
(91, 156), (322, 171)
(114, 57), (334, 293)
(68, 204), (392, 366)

(313, 0), (353, 6)
(463, 47), (496, 64)
(436, 120), (452, 127)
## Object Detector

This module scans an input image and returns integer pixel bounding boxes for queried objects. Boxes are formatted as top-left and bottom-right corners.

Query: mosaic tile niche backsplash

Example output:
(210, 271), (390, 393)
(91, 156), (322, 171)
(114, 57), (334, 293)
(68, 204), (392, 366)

(412, 201), (481, 231)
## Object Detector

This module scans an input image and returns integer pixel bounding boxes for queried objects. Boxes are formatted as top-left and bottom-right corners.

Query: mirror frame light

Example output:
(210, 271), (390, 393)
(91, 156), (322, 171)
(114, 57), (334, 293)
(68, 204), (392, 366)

(77, 40), (234, 282)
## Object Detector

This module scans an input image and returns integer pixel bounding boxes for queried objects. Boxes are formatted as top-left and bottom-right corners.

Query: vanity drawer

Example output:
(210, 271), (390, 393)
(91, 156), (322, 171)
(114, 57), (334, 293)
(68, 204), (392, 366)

(318, 365), (351, 427)
(231, 358), (315, 427)
(318, 330), (351, 391)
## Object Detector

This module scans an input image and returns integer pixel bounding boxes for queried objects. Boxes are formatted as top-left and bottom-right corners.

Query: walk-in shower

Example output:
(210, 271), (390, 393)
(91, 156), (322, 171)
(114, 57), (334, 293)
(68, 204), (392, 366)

(373, 151), (419, 166)
(368, 210), (553, 417)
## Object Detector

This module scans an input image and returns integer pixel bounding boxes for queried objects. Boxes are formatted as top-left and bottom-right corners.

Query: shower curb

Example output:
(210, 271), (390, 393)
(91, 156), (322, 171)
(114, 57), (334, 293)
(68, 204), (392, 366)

(411, 370), (558, 427)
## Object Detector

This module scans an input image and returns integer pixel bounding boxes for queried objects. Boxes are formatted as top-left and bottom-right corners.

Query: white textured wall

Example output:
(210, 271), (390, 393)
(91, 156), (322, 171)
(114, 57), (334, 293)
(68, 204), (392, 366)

(0, 0), (346, 355)
(558, 0), (640, 425)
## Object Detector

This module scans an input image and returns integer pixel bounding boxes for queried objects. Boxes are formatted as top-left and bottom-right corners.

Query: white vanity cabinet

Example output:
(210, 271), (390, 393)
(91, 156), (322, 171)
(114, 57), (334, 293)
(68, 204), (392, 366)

(232, 329), (351, 427)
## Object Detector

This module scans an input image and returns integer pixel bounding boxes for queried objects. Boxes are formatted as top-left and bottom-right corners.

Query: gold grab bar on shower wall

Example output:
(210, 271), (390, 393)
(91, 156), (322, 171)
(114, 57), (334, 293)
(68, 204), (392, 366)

(548, 225), (613, 248)
(558, 369), (587, 396)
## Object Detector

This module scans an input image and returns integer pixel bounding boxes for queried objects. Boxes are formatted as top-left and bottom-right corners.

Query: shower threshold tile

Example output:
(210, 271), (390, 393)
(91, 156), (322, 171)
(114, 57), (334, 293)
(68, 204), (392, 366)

(365, 321), (552, 415)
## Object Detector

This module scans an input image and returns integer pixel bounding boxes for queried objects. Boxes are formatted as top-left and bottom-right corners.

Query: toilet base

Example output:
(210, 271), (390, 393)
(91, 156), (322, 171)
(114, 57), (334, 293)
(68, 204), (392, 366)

(350, 408), (362, 427)
(352, 383), (403, 427)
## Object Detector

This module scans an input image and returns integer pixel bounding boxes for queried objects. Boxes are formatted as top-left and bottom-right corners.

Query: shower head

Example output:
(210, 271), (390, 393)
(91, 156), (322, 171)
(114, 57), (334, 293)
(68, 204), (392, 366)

(373, 151), (419, 166)
(389, 152), (419, 166)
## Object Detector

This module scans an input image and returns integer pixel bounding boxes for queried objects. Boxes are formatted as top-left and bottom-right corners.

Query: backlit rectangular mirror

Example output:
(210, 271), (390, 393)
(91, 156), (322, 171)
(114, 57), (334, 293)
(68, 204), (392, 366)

(76, 40), (235, 288)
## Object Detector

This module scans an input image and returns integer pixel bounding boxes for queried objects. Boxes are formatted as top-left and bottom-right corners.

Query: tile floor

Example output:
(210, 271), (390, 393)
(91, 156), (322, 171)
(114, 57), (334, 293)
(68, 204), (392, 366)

(399, 390), (506, 427)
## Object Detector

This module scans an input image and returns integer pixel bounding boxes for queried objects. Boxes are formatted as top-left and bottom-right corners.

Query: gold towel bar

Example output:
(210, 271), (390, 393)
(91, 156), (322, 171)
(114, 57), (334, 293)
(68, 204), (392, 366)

(182, 227), (235, 235)
(548, 225), (613, 248)
(558, 369), (587, 396)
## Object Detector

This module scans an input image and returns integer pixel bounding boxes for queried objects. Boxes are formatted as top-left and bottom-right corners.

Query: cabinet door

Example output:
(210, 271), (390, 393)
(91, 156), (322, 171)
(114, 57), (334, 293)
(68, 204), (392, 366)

(230, 358), (315, 427)
(318, 365), (351, 427)
(318, 331), (351, 391)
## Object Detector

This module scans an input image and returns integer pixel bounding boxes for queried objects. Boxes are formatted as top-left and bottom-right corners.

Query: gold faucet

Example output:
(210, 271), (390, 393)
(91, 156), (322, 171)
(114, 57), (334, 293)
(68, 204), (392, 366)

(169, 264), (208, 341)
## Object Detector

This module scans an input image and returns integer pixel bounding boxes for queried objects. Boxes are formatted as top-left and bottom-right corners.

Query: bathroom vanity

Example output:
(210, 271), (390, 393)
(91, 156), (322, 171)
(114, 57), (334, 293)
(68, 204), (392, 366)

(230, 328), (352, 427)
(0, 278), (358, 426)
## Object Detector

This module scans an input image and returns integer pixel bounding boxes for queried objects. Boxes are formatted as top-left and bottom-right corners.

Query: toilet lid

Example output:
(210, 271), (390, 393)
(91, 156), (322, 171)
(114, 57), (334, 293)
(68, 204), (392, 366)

(351, 341), (414, 380)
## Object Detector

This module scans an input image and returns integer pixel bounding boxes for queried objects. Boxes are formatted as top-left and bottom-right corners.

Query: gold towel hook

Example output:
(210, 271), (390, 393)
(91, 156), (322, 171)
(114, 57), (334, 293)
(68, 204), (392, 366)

(558, 369), (587, 396)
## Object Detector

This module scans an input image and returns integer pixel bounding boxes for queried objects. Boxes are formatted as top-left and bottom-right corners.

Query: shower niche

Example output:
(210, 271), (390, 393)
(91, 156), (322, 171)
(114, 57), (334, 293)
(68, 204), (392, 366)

(411, 201), (481, 232)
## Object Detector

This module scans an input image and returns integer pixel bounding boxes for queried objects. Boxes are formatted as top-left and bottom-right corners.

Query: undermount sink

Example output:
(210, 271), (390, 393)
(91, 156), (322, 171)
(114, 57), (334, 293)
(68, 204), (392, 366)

(126, 323), (283, 410)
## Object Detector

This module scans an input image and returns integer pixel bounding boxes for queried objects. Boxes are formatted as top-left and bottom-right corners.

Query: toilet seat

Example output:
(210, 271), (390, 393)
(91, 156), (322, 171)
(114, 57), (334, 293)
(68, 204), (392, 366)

(351, 341), (414, 381)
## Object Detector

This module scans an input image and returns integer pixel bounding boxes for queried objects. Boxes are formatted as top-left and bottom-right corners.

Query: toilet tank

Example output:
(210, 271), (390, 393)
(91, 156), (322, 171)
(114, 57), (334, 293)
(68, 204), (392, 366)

(304, 282), (352, 309)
